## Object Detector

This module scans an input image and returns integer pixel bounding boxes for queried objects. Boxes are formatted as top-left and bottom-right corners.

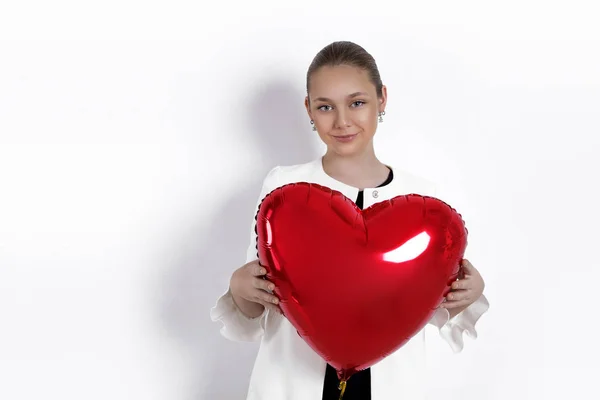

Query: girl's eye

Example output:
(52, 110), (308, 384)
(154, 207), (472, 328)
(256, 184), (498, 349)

(318, 105), (332, 111)
(352, 101), (365, 107)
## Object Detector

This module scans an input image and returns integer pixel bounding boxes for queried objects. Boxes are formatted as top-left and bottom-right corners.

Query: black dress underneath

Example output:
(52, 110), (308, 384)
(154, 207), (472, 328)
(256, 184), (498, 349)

(321, 168), (394, 400)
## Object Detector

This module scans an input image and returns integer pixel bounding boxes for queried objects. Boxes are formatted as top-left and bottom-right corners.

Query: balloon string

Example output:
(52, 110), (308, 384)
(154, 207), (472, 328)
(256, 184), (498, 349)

(338, 380), (347, 400)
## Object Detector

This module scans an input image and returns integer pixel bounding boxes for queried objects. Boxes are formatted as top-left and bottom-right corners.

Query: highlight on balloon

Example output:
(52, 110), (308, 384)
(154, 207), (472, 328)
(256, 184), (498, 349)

(382, 231), (431, 263)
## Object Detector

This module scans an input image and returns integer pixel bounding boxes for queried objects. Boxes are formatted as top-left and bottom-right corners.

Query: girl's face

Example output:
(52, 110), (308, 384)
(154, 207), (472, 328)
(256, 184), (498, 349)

(305, 64), (387, 157)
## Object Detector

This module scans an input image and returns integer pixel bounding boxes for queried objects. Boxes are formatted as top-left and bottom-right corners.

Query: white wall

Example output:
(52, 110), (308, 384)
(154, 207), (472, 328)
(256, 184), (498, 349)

(1, 1), (599, 399)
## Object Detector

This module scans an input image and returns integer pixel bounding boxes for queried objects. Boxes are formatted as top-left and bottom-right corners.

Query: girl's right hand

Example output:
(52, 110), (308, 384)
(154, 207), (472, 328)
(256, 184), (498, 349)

(230, 260), (281, 317)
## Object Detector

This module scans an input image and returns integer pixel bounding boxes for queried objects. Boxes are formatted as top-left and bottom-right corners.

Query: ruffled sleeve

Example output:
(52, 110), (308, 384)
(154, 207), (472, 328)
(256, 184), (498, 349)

(209, 166), (281, 342)
(210, 288), (268, 342)
(428, 294), (490, 352)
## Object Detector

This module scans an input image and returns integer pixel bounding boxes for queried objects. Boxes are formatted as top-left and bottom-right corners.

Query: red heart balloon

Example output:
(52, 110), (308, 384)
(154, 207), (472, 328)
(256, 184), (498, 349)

(255, 183), (467, 381)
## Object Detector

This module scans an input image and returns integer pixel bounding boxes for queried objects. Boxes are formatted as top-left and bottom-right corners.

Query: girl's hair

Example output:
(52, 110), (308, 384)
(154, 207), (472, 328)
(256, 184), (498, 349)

(306, 41), (384, 98)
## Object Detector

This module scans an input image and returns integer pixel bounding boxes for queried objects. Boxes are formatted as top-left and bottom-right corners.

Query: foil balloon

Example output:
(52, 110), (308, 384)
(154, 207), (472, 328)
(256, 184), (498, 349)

(254, 182), (467, 391)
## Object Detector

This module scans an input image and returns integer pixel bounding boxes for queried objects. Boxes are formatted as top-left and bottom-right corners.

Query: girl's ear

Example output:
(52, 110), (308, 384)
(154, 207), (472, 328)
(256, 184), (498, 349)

(304, 96), (312, 120)
(379, 85), (388, 113)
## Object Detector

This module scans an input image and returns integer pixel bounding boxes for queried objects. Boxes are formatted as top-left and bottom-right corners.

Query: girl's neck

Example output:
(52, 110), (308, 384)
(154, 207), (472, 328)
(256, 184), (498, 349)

(322, 148), (390, 190)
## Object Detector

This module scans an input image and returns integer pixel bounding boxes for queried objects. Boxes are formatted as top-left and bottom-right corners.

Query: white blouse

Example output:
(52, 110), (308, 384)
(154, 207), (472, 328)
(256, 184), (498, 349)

(210, 157), (490, 400)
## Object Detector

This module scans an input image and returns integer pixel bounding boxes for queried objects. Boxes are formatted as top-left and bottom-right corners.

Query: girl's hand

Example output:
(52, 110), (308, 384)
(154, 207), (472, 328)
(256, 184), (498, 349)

(441, 259), (485, 310)
(230, 260), (281, 317)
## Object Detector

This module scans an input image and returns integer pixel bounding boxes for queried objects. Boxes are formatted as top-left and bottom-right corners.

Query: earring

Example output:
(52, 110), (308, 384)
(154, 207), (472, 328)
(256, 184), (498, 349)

(310, 120), (316, 131)
(378, 111), (386, 123)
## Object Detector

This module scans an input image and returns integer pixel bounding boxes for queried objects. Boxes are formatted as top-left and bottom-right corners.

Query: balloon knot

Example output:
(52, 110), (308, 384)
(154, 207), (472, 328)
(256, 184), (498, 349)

(338, 380), (347, 400)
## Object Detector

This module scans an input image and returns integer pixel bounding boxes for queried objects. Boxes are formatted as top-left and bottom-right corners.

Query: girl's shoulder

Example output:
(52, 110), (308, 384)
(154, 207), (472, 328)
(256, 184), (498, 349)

(388, 166), (438, 196)
(261, 158), (323, 187)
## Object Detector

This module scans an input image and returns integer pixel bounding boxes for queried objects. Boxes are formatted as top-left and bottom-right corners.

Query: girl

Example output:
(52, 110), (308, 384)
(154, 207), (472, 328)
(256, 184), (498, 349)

(211, 41), (489, 400)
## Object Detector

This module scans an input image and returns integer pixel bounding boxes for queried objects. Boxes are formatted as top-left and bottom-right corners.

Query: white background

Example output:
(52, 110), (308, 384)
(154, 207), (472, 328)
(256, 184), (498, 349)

(1, 1), (599, 399)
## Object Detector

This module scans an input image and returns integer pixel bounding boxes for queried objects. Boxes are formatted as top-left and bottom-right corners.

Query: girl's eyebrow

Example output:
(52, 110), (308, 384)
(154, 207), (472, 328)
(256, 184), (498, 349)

(313, 92), (370, 102)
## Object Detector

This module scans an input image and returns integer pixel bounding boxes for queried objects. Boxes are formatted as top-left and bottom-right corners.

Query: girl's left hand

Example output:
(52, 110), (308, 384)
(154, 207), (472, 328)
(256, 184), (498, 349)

(441, 259), (485, 309)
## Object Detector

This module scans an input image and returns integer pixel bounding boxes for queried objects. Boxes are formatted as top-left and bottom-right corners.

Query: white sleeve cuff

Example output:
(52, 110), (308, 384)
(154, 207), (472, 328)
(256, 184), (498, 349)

(428, 293), (489, 353)
(210, 167), (281, 343)
(210, 288), (267, 342)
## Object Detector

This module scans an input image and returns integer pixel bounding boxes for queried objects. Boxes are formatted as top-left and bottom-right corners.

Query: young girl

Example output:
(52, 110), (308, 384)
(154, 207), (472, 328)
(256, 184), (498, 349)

(210, 41), (489, 400)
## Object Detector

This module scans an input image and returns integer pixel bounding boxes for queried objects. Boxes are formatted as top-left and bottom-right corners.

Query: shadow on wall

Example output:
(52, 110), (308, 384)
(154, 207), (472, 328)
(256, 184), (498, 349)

(159, 79), (320, 400)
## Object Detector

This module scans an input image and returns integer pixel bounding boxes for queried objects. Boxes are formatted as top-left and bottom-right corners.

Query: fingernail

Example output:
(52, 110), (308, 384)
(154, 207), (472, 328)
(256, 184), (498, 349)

(269, 284), (275, 290)
(272, 298), (279, 304)
(260, 268), (266, 274)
